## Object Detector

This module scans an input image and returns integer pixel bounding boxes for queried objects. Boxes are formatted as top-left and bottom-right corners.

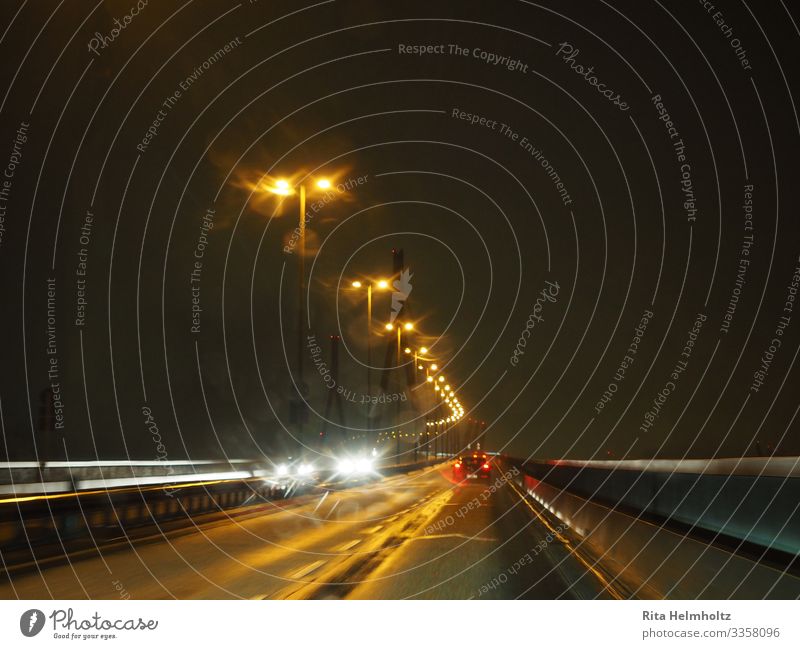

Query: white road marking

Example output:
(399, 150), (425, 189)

(411, 533), (497, 543)
(312, 491), (329, 513)
(288, 559), (326, 580)
(336, 539), (361, 552)
(325, 499), (340, 519)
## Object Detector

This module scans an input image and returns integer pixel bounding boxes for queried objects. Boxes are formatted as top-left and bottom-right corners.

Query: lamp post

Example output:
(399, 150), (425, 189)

(404, 346), (435, 384)
(350, 279), (389, 432)
(385, 320), (413, 457)
(264, 176), (333, 448)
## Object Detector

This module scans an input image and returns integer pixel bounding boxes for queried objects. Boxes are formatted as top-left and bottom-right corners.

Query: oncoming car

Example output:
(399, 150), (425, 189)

(452, 454), (490, 480)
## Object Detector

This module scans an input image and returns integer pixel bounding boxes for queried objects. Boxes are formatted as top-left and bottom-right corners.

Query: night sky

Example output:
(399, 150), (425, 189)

(0, 0), (798, 463)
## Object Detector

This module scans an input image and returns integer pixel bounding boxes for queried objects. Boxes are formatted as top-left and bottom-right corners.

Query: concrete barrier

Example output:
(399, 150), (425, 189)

(513, 457), (800, 599)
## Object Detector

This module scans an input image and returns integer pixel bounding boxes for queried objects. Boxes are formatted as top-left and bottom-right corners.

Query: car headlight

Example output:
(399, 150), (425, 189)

(338, 459), (354, 474)
(297, 463), (313, 476)
(355, 458), (373, 473)
(276, 464), (288, 477)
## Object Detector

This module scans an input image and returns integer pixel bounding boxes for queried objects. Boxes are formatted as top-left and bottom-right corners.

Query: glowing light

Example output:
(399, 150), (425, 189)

(352, 280), (362, 288)
(267, 178), (292, 196)
(420, 347), (428, 354)
(404, 347), (412, 354)
(385, 323), (394, 331)
(355, 458), (373, 473)
(438, 376), (445, 383)
(431, 364), (438, 370)
(316, 178), (332, 190)
(427, 376), (433, 382)
(404, 322), (413, 331)
(377, 280), (389, 289)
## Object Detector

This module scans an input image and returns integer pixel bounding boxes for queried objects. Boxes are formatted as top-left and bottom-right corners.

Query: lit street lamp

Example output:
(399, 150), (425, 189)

(350, 278), (390, 431)
(264, 175), (334, 446)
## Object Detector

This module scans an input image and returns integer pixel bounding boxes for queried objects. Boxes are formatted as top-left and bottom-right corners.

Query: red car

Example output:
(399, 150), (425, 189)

(453, 454), (490, 480)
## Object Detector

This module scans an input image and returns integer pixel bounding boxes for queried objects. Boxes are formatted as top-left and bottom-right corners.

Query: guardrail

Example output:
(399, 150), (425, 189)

(0, 457), (441, 574)
(510, 456), (800, 599)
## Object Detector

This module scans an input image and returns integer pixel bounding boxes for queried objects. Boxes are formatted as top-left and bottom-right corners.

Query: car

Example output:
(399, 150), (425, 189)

(453, 454), (491, 480)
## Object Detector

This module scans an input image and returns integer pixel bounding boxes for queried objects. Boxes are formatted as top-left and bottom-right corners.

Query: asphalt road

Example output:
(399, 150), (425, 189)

(0, 463), (617, 599)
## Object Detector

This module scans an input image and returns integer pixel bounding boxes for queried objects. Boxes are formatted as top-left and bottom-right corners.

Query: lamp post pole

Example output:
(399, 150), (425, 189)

(367, 283), (372, 425)
(297, 184), (307, 446)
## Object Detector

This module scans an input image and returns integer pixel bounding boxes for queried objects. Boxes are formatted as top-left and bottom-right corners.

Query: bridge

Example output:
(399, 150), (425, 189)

(1, 454), (797, 599)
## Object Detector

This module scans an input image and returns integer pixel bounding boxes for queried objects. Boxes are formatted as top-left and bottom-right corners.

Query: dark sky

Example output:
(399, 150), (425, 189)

(0, 0), (798, 463)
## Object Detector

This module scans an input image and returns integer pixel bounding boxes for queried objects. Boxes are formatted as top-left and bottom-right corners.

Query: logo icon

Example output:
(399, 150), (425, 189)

(20, 609), (45, 637)
(390, 268), (413, 322)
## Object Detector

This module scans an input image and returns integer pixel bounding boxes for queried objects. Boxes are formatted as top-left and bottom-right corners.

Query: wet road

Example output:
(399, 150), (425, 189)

(0, 464), (617, 599)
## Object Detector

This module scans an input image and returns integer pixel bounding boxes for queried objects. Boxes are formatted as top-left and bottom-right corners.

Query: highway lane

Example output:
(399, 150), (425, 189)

(0, 463), (617, 599)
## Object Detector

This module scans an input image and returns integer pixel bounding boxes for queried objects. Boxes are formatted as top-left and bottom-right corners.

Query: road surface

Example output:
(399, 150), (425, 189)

(0, 464), (617, 599)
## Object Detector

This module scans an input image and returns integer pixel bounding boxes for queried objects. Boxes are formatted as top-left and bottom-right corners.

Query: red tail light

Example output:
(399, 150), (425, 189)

(482, 463), (489, 469)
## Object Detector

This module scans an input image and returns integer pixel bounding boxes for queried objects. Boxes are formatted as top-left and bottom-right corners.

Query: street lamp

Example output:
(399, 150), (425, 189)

(403, 345), (439, 382)
(349, 278), (390, 430)
(263, 174), (333, 447)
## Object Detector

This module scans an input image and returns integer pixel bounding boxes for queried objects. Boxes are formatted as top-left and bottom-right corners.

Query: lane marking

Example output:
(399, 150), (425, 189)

(336, 539), (361, 552)
(325, 499), (340, 519)
(312, 491), (329, 513)
(288, 559), (326, 580)
(363, 525), (383, 534)
(412, 533), (496, 543)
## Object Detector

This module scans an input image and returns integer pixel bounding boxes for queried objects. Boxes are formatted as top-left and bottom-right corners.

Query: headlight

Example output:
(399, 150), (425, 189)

(355, 458), (373, 473)
(276, 464), (288, 476)
(338, 459), (354, 474)
(297, 463), (313, 476)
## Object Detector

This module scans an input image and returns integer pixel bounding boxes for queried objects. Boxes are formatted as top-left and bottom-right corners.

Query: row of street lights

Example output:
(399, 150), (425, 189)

(260, 172), (469, 458)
